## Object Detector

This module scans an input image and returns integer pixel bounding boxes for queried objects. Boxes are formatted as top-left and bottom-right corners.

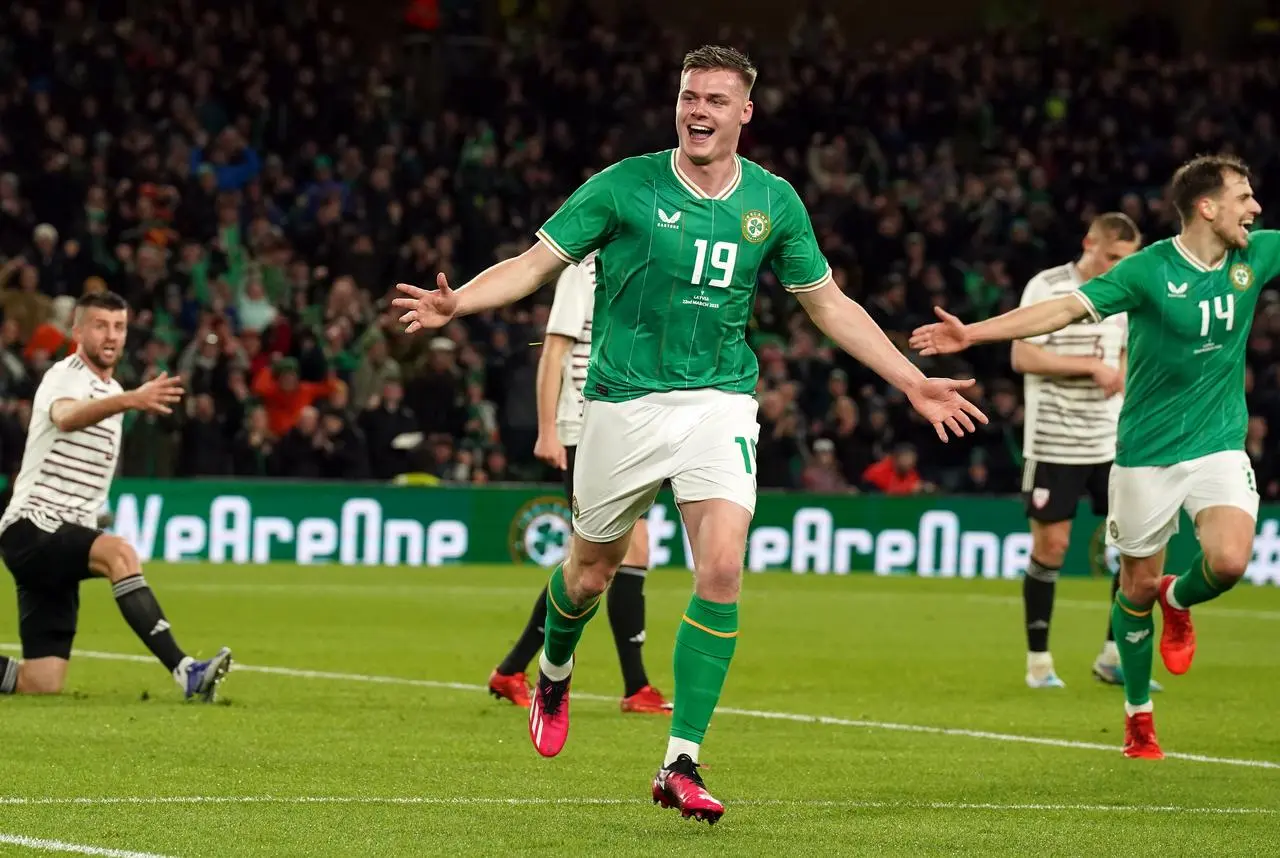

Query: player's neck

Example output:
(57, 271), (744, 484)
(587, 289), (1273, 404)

(1176, 226), (1229, 270)
(675, 149), (738, 198)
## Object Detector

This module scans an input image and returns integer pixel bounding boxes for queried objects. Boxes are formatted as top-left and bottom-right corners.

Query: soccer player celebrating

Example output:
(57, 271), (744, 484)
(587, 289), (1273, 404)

(912, 155), (1273, 759)
(488, 252), (670, 715)
(395, 45), (985, 820)
(0, 292), (232, 700)
(1012, 212), (1162, 693)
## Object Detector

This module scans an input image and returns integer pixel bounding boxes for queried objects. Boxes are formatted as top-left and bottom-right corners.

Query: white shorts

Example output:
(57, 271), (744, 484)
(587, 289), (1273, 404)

(571, 390), (760, 543)
(1107, 450), (1259, 558)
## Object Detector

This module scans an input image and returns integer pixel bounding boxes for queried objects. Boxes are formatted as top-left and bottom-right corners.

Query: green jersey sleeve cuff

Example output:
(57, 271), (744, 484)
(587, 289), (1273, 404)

(784, 267), (832, 293)
(536, 230), (580, 265)
(1071, 290), (1102, 323)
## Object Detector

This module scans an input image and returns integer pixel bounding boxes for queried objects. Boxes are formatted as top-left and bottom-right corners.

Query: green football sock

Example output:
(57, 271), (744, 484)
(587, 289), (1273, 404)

(671, 596), (739, 744)
(1111, 593), (1155, 707)
(542, 564), (601, 668)
(1171, 551), (1235, 609)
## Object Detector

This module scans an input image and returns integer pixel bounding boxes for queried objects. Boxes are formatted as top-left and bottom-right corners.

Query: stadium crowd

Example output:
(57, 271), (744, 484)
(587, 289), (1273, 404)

(1, 0), (1279, 497)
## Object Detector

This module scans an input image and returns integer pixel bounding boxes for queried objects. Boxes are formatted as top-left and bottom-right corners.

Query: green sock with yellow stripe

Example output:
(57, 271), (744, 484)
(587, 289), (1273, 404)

(542, 564), (601, 667)
(671, 596), (739, 743)
(1111, 592), (1155, 707)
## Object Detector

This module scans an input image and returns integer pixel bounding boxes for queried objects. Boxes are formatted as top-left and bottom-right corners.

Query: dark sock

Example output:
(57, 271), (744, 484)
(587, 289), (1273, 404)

(607, 566), (650, 697)
(0, 655), (16, 693)
(1105, 572), (1120, 642)
(112, 575), (186, 672)
(497, 587), (549, 676)
(1023, 557), (1059, 653)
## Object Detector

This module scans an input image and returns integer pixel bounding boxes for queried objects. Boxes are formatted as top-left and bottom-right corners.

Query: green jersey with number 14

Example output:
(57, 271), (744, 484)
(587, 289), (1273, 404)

(1074, 231), (1280, 467)
(535, 150), (830, 402)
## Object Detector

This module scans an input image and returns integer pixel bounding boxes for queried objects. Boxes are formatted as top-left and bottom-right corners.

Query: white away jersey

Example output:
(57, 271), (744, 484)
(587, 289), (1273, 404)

(546, 253), (596, 446)
(0, 354), (122, 534)
(1019, 262), (1127, 465)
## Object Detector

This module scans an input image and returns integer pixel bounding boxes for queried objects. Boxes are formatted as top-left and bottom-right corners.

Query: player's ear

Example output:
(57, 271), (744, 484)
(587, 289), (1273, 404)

(741, 99), (753, 126)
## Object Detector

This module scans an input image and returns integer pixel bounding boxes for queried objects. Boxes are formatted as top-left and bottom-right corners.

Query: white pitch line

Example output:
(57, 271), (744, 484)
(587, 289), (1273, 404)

(958, 593), (1280, 621)
(0, 796), (1272, 815)
(0, 833), (176, 858)
(4, 644), (1277, 771)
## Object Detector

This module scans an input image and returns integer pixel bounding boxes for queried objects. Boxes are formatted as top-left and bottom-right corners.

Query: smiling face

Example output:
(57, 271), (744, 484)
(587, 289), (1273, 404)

(1203, 170), (1262, 250)
(676, 67), (752, 167)
(674, 47), (756, 168)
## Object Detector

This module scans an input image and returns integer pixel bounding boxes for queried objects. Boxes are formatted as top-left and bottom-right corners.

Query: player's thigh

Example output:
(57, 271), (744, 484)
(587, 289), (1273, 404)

(571, 400), (666, 545)
(620, 517), (650, 569)
(680, 497), (752, 602)
(1106, 463), (1187, 559)
(1185, 451), (1259, 580)
(15, 582), (81, 662)
(669, 392), (760, 517)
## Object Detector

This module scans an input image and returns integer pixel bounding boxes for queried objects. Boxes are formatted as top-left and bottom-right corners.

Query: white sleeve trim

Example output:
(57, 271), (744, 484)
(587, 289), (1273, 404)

(1071, 290), (1102, 323)
(535, 230), (580, 265)
(784, 266), (833, 293)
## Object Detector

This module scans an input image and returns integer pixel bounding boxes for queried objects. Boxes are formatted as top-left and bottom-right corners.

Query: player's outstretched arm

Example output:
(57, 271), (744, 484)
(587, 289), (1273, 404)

(910, 296), (1088, 356)
(795, 282), (988, 442)
(392, 242), (568, 334)
(49, 372), (185, 433)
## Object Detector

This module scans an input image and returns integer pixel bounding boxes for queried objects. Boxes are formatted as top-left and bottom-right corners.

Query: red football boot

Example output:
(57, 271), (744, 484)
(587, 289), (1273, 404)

(1157, 575), (1197, 675)
(528, 665), (572, 758)
(1123, 711), (1164, 759)
(487, 669), (531, 708)
(621, 685), (672, 715)
(652, 754), (724, 824)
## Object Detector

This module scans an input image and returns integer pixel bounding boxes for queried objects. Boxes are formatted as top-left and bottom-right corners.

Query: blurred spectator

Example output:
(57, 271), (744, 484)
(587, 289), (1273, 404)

(253, 357), (339, 437)
(0, 1), (1274, 491)
(180, 393), (232, 476)
(863, 444), (926, 495)
(801, 439), (850, 493)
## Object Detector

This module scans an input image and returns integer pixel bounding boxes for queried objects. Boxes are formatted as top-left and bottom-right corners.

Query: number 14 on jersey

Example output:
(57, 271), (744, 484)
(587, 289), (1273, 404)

(1199, 294), (1235, 337)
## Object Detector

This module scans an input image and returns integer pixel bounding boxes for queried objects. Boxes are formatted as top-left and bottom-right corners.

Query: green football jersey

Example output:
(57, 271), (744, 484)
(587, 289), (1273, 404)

(536, 150), (831, 402)
(1075, 231), (1280, 467)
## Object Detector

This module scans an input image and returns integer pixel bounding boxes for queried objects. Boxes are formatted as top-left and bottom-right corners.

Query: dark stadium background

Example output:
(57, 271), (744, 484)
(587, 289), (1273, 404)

(2, 0), (1280, 576)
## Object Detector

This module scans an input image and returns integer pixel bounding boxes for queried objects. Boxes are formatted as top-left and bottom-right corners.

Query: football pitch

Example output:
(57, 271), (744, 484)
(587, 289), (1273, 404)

(1, 565), (1278, 857)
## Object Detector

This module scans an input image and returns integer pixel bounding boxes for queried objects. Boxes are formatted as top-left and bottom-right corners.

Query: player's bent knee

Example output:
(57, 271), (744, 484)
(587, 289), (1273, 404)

(1205, 547), (1251, 585)
(694, 557), (743, 602)
(89, 534), (139, 582)
(1120, 574), (1161, 607)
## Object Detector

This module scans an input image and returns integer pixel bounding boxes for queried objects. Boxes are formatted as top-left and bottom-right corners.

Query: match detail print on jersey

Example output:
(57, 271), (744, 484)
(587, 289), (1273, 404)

(535, 150), (831, 403)
(1072, 231), (1280, 467)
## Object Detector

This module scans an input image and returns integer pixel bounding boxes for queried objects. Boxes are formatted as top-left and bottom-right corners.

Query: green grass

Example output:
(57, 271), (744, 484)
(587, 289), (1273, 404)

(1, 566), (1278, 856)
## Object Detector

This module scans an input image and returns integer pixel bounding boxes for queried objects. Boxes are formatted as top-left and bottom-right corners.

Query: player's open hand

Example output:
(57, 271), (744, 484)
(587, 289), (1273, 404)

(906, 377), (989, 443)
(534, 434), (568, 471)
(132, 371), (185, 415)
(909, 307), (972, 356)
(391, 273), (458, 334)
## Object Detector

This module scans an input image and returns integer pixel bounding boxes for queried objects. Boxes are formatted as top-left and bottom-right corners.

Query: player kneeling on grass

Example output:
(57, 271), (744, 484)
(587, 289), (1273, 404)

(912, 154), (1273, 759)
(395, 45), (985, 822)
(0, 292), (232, 701)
